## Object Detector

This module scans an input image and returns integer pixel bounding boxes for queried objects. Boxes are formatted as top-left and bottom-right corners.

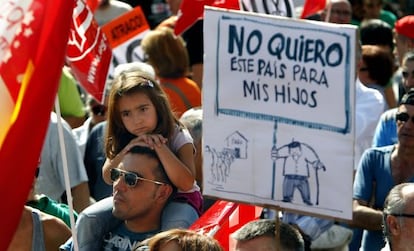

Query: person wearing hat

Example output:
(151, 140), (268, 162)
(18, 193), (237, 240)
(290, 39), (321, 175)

(352, 89), (414, 250)
(395, 15), (414, 65)
(373, 53), (414, 147)
(393, 15), (414, 102)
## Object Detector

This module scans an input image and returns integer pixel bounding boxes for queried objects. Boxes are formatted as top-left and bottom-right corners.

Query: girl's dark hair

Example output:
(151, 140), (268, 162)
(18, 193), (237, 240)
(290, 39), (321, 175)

(105, 71), (182, 159)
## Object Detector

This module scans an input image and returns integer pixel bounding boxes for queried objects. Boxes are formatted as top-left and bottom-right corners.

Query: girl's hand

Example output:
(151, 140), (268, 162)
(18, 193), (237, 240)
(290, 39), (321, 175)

(122, 137), (151, 152)
(136, 134), (167, 149)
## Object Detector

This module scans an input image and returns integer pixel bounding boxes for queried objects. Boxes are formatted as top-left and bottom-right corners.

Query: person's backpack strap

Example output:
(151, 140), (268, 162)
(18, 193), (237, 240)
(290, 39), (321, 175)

(162, 82), (193, 110)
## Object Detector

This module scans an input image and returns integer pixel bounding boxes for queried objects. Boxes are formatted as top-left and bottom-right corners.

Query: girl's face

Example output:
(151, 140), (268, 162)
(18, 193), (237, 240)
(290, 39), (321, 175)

(118, 92), (158, 136)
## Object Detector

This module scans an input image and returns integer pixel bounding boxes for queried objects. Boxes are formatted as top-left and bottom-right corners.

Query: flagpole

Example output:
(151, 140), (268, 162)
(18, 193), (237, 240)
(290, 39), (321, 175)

(324, 0), (331, 22)
(274, 208), (280, 251)
(54, 97), (79, 251)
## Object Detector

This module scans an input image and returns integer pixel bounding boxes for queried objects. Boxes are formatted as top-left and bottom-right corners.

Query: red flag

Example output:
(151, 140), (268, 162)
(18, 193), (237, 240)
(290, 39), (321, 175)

(300, 0), (326, 19)
(66, 0), (112, 103)
(86, 0), (102, 12)
(0, 0), (74, 249)
(190, 200), (262, 251)
(174, 0), (240, 35)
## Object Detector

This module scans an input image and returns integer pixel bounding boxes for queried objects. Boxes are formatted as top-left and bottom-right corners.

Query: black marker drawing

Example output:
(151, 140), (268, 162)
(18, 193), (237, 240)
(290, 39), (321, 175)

(206, 131), (248, 184)
(271, 121), (326, 206)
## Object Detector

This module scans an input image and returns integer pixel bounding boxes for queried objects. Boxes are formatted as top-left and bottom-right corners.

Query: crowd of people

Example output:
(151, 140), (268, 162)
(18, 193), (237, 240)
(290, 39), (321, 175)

(9, 0), (414, 250)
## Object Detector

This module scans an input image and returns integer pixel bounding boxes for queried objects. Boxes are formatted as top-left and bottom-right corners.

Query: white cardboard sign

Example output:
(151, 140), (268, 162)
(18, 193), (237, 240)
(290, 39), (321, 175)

(202, 7), (357, 220)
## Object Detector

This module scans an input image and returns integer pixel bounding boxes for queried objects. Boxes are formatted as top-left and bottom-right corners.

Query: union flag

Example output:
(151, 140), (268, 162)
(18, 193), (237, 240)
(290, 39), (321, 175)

(66, 0), (112, 103)
(0, 0), (74, 249)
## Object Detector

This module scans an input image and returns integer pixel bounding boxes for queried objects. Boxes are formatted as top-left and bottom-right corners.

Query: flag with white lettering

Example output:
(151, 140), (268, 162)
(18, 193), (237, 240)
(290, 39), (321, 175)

(0, 0), (74, 249)
(66, 0), (112, 103)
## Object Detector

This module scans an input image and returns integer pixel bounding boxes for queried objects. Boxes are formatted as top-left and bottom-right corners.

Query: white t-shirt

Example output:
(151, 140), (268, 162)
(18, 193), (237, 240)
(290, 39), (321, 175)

(36, 113), (89, 201)
(355, 79), (385, 169)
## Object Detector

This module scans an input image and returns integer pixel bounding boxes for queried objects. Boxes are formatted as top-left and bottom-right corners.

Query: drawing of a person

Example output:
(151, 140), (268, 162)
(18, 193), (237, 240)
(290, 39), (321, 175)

(275, 140), (324, 206)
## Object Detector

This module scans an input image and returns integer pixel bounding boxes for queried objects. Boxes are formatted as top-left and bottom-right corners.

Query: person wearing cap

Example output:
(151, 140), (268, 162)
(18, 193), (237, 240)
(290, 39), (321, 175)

(393, 15), (414, 102)
(373, 53), (414, 148)
(382, 183), (414, 251)
(395, 15), (414, 65)
(351, 90), (414, 250)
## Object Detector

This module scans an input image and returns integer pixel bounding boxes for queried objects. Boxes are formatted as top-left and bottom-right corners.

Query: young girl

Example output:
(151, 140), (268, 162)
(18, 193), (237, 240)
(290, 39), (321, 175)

(102, 71), (203, 228)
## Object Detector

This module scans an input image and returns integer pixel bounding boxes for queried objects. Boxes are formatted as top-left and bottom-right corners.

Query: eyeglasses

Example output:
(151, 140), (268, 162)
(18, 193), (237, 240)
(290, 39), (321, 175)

(110, 168), (165, 187)
(388, 213), (414, 218)
(402, 70), (414, 79)
(91, 104), (107, 116)
(396, 112), (414, 123)
(359, 67), (369, 72)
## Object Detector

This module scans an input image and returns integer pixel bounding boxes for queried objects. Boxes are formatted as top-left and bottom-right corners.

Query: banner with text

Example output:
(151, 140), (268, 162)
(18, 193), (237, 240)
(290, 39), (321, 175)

(202, 7), (357, 220)
(66, 0), (112, 103)
(102, 6), (150, 79)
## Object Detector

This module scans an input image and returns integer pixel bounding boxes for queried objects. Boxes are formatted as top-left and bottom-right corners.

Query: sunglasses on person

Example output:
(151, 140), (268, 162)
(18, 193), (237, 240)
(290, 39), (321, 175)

(396, 112), (414, 123)
(402, 70), (414, 79)
(110, 168), (165, 188)
(91, 104), (107, 116)
(386, 213), (414, 218)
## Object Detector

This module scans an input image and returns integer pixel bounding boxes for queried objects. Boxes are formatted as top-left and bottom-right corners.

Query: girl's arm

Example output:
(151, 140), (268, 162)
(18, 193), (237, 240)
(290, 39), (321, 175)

(153, 142), (195, 192)
(102, 148), (129, 185)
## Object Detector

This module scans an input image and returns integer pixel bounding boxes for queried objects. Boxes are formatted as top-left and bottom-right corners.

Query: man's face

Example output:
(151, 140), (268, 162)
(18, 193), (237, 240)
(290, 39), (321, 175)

(290, 147), (302, 161)
(363, 0), (382, 19)
(394, 33), (414, 65)
(112, 153), (163, 221)
(402, 59), (414, 91)
(328, 1), (352, 24)
(390, 187), (414, 250)
(396, 104), (414, 147)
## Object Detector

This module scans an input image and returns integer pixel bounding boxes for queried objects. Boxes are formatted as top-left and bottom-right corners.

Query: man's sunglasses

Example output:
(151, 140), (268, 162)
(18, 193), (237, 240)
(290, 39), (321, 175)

(110, 168), (165, 188)
(396, 112), (414, 123)
(402, 70), (414, 79)
(91, 104), (107, 116)
(387, 213), (414, 218)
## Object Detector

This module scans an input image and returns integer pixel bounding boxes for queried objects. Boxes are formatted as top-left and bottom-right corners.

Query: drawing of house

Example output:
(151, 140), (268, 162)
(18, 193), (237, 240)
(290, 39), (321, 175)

(225, 131), (248, 159)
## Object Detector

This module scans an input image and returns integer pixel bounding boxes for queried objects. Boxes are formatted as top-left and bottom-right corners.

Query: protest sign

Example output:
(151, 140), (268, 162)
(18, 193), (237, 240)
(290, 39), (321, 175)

(102, 6), (150, 79)
(202, 7), (357, 220)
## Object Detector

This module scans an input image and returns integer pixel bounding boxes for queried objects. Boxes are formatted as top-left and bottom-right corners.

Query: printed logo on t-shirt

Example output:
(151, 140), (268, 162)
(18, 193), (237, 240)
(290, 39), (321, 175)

(103, 232), (140, 251)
